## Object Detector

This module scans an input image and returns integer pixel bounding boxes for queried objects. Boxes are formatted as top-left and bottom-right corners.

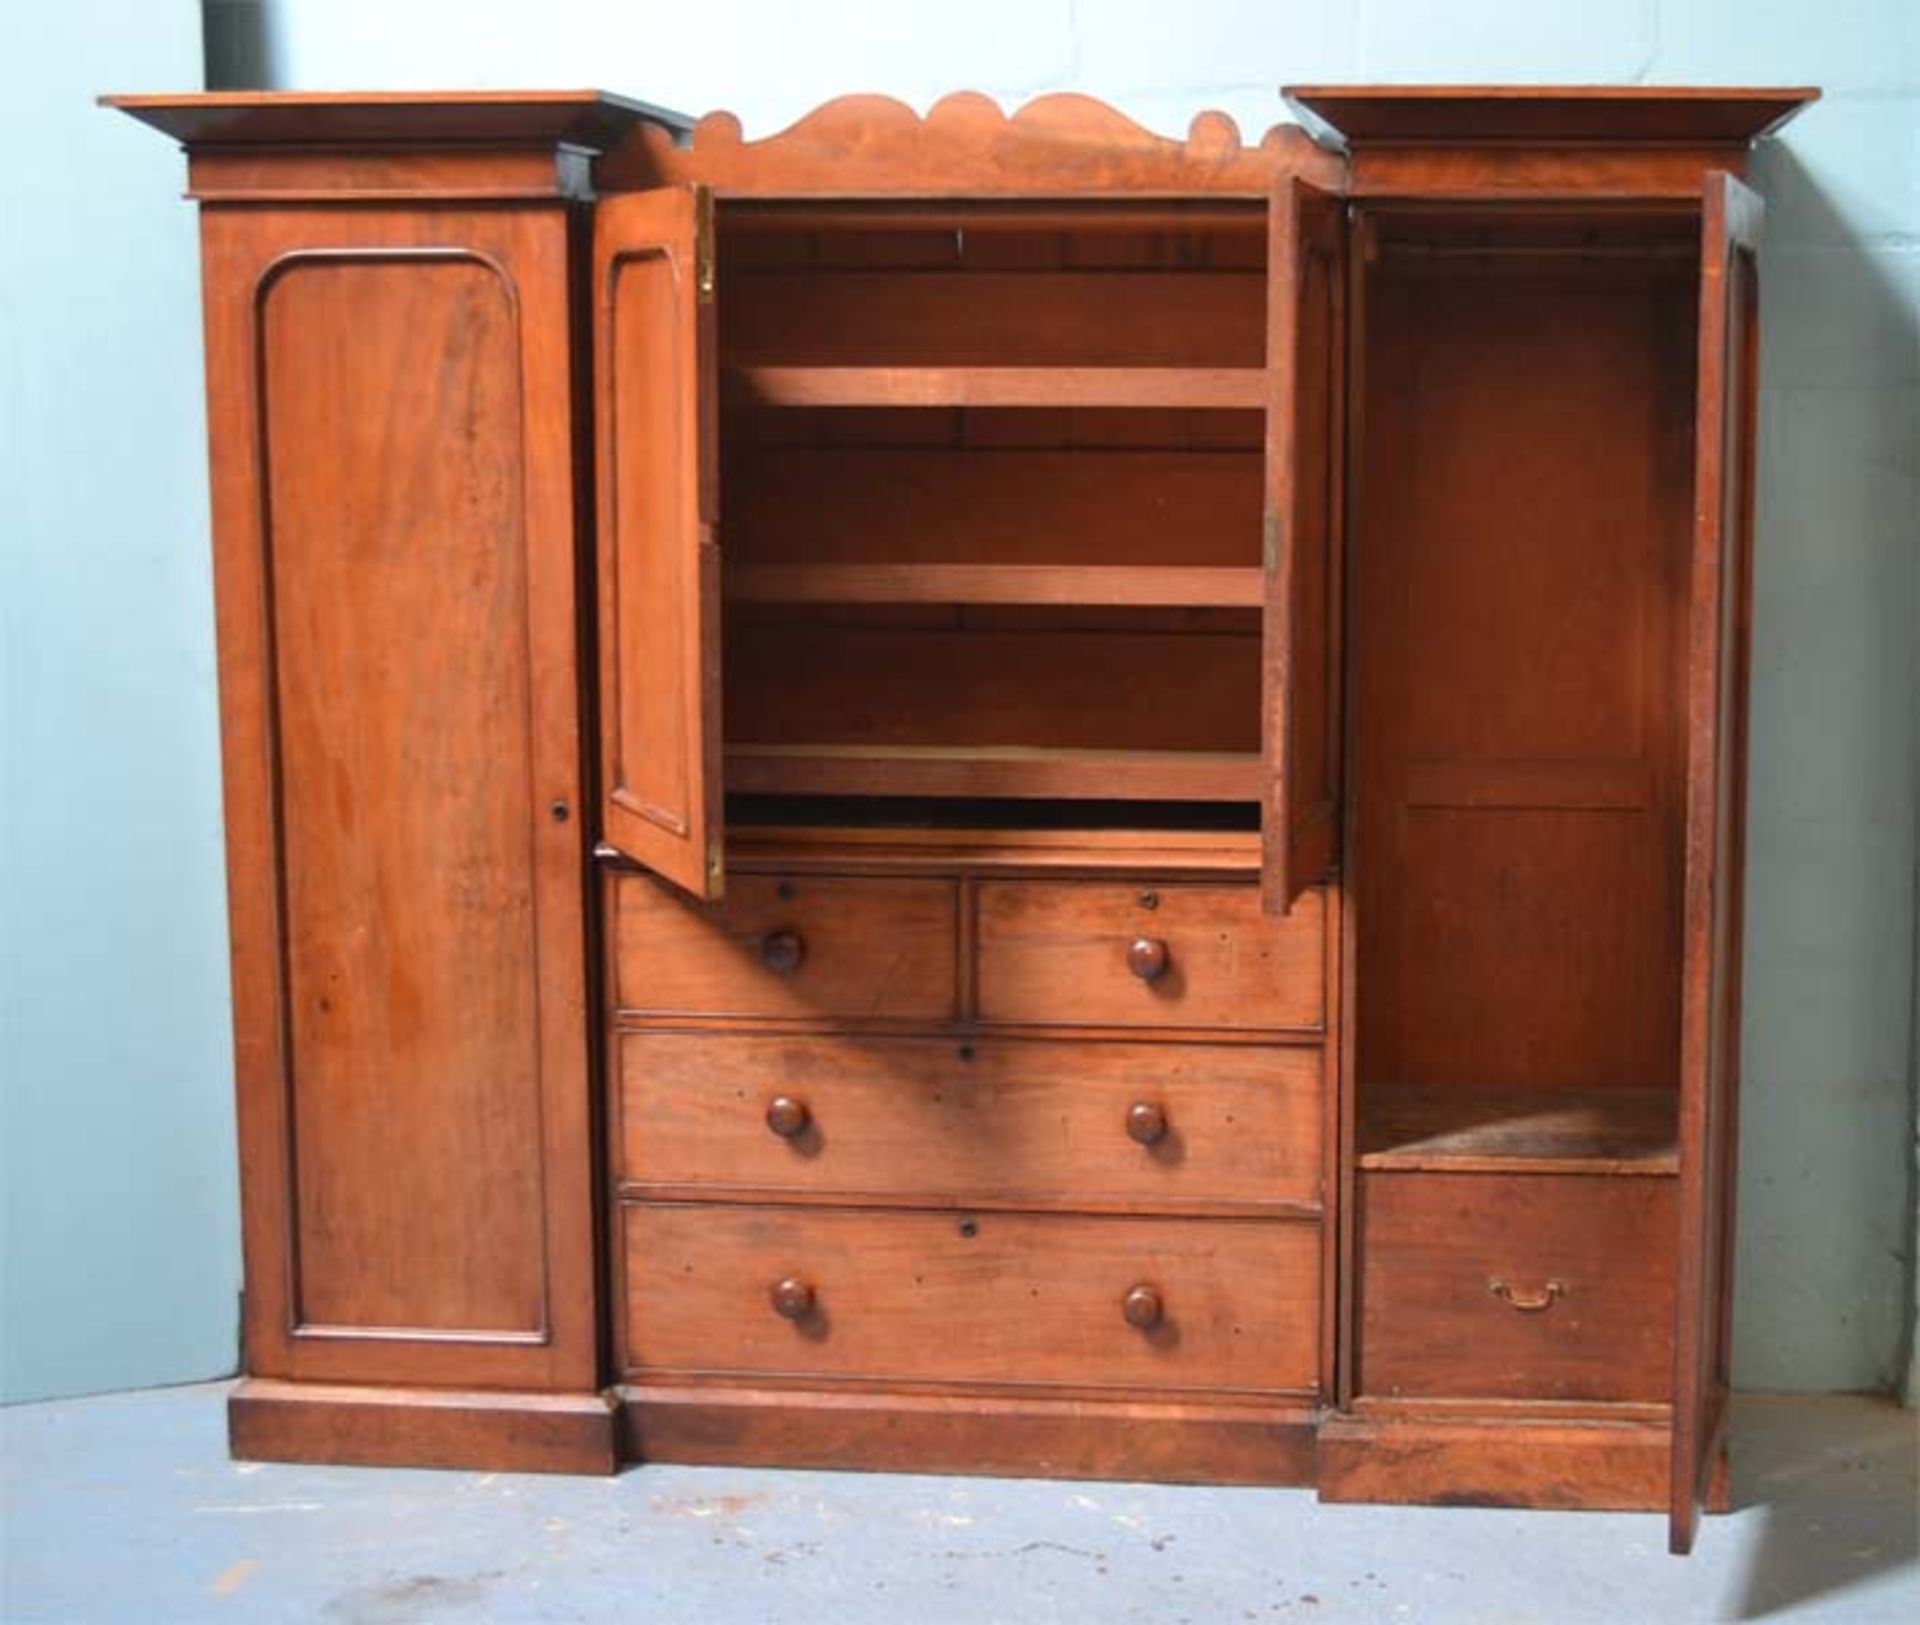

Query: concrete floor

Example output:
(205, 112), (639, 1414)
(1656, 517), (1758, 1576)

(1, 1386), (1913, 1623)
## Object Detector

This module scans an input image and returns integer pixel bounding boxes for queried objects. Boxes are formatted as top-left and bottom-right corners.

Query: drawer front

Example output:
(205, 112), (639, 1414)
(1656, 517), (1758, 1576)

(976, 881), (1324, 1032)
(1356, 1172), (1675, 1403)
(612, 873), (959, 1023)
(624, 1205), (1318, 1394)
(618, 1034), (1323, 1209)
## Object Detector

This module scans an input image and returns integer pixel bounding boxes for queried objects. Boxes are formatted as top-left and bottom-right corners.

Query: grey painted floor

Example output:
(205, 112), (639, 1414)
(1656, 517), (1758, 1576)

(1, 1385), (1913, 1623)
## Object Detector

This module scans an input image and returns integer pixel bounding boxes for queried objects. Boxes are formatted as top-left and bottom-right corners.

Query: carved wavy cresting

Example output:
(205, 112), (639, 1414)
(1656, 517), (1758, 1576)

(601, 90), (1331, 194)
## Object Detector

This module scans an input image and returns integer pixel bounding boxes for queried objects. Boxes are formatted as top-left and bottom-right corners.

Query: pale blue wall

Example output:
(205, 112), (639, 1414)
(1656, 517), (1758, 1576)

(1, 2), (239, 1402)
(5, 1), (1912, 1401)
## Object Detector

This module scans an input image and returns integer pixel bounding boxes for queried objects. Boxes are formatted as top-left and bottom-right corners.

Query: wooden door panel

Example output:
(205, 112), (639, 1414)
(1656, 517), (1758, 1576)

(199, 208), (596, 1390)
(596, 185), (723, 898)
(1671, 172), (1763, 1555)
(1263, 177), (1346, 912)
(1350, 242), (1693, 1102)
(264, 254), (546, 1337)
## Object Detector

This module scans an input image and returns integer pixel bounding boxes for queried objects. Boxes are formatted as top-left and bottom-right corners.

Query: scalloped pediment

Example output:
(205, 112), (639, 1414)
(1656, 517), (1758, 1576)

(599, 90), (1334, 195)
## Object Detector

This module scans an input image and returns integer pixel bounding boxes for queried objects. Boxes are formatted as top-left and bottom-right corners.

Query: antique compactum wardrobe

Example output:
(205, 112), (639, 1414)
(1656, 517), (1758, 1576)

(110, 82), (1817, 1553)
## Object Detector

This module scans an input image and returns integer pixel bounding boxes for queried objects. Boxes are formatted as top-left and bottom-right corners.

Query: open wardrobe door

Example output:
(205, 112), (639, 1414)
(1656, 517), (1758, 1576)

(1670, 170), (1763, 1556)
(1262, 175), (1346, 914)
(594, 184), (724, 898)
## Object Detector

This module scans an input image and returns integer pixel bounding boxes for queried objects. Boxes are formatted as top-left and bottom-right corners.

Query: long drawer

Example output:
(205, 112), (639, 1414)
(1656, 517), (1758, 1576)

(623, 1204), (1319, 1395)
(612, 872), (959, 1023)
(1355, 1171), (1675, 1403)
(616, 1033), (1322, 1210)
(976, 881), (1324, 1032)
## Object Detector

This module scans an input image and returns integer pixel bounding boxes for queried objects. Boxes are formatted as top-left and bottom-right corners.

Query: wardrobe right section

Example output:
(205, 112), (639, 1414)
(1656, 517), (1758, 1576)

(1335, 185), (1760, 1553)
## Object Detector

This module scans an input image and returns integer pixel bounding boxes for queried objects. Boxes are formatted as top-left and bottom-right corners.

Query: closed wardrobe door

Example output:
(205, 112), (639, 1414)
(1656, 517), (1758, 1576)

(199, 205), (597, 1391)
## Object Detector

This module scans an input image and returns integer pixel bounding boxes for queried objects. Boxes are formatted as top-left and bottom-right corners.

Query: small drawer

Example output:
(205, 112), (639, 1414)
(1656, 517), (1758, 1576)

(623, 1204), (1318, 1395)
(976, 881), (1324, 1032)
(612, 872), (958, 1024)
(617, 1033), (1323, 1209)
(1355, 1172), (1675, 1403)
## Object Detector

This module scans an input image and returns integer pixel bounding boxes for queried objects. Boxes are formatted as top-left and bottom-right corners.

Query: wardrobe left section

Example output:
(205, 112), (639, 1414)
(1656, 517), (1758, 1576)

(106, 93), (681, 1471)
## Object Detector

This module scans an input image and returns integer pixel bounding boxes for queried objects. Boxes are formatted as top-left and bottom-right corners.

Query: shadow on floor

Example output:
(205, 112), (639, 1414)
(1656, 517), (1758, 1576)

(1730, 1393), (1919, 1619)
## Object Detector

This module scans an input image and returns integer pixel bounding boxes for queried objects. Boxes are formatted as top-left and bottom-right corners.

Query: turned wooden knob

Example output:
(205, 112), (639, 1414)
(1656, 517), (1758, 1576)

(770, 1277), (815, 1320)
(1126, 1101), (1169, 1145)
(1127, 937), (1170, 983)
(765, 1096), (811, 1138)
(760, 929), (806, 975)
(1122, 1283), (1164, 1329)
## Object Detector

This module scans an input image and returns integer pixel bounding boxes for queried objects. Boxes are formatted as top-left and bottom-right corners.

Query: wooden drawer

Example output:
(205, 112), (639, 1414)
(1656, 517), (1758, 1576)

(617, 1033), (1323, 1210)
(1356, 1172), (1676, 1403)
(976, 881), (1324, 1032)
(623, 1204), (1318, 1395)
(612, 872), (958, 1023)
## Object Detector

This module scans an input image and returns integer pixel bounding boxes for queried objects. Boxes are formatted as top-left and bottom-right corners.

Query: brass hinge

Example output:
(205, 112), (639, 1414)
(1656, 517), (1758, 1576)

(1263, 511), (1280, 574)
(707, 836), (724, 885)
(695, 188), (716, 304)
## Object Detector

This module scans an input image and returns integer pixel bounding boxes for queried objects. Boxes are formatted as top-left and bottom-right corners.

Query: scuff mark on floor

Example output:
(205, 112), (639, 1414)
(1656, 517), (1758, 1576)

(193, 1503), (324, 1515)
(938, 1539), (1108, 1564)
(211, 1558), (259, 1596)
(321, 1572), (499, 1623)
(653, 1491), (768, 1520)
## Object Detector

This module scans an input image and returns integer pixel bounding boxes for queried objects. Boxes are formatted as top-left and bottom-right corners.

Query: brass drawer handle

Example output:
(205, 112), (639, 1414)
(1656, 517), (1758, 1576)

(1488, 1278), (1566, 1313)
(770, 1277), (816, 1320)
(1126, 936), (1170, 983)
(1126, 1100), (1169, 1146)
(765, 1096), (811, 1138)
(1122, 1283), (1164, 1329)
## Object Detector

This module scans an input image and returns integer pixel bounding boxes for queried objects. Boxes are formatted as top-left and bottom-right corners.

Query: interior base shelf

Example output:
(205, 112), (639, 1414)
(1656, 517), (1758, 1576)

(1357, 1084), (1679, 1175)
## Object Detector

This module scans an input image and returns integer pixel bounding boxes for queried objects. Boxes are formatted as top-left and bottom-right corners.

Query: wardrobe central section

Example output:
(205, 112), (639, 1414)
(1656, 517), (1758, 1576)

(715, 202), (1270, 833)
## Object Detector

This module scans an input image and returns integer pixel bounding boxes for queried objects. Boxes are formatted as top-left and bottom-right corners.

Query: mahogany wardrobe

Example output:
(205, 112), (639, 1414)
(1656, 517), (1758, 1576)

(109, 82), (1816, 1553)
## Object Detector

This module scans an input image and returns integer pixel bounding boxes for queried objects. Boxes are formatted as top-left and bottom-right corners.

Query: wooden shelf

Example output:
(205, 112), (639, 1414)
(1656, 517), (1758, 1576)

(727, 744), (1262, 802)
(1357, 1085), (1679, 1176)
(726, 200), (1268, 234)
(725, 365), (1267, 411)
(726, 563), (1263, 609)
(722, 823), (1263, 876)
